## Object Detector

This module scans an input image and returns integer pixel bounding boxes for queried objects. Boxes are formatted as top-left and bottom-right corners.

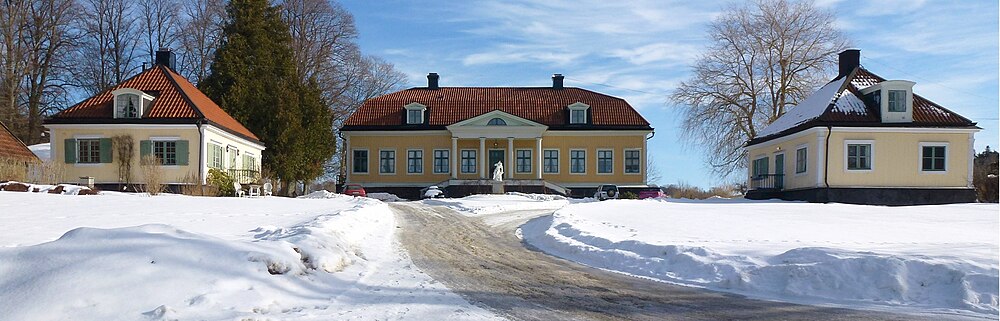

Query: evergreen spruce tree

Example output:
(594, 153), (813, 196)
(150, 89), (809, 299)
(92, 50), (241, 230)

(201, 0), (334, 193)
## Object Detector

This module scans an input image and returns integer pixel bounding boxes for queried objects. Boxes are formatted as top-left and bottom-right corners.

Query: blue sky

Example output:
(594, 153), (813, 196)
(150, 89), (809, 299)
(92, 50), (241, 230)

(341, 0), (999, 188)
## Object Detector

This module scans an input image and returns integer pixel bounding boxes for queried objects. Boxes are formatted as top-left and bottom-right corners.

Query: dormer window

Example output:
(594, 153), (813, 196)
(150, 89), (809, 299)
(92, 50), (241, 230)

(567, 102), (590, 125)
(487, 118), (507, 126)
(859, 80), (914, 123)
(404, 102), (426, 124)
(887, 90), (906, 112)
(112, 88), (154, 119)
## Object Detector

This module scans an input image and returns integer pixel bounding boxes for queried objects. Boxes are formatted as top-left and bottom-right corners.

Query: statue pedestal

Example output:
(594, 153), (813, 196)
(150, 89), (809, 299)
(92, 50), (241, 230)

(490, 181), (504, 194)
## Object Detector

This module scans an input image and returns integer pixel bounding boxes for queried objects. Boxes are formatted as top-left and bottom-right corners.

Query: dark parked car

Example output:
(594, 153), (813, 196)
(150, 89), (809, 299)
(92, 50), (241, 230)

(342, 184), (366, 197)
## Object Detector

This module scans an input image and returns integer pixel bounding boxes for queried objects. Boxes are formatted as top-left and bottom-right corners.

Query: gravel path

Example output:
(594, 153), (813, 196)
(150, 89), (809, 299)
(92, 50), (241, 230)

(390, 202), (953, 321)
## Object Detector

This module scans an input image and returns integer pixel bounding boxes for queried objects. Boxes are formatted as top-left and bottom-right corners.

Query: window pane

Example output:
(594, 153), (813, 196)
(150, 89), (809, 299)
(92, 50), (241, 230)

(353, 150), (368, 173)
(380, 151), (395, 173)
(544, 150), (558, 173)
(888, 90), (906, 112)
(624, 150), (640, 174)
(434, 150), (449, 173)
(598, 150), (612, 173)
(461, 150), (476, 173)
(516, 150), (531, 173)
(408, 150), (422, 173)
(571, 150), (585, 173)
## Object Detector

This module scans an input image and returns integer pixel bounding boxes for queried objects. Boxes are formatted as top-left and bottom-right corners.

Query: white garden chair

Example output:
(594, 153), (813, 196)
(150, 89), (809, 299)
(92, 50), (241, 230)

(233, 182), (244, 197)
(262, 182), (273, 197)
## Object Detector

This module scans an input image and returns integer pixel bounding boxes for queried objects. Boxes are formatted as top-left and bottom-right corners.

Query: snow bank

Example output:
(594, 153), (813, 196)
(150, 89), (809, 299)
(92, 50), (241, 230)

(423, 193), (571, 216)
(368, 192), (406, 202)
(521, 199), (999, 317)
(0, 181), (94, 195)
(27, 143), (50, 161)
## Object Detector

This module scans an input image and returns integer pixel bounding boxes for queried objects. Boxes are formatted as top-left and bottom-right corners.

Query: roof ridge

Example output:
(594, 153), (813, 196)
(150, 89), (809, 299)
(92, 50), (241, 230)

(159, 65), (206, 119)
(858, 67), (976, 126)
(54, 67), (160, 118)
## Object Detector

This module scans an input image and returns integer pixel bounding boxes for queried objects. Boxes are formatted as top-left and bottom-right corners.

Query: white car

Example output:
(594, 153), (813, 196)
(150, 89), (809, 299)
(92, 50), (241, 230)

(594, 184), (619, 201)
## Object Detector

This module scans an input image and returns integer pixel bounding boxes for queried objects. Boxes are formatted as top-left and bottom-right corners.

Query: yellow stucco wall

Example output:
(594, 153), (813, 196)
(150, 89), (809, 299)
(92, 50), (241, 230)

(826, 130), (971, 188)
(48, 125), (264, 185)
(345, 131), (648, 187)
(746, 128), (974, 190)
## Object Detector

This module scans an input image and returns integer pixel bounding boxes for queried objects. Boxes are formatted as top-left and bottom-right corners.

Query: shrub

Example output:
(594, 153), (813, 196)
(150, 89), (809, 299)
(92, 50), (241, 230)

(208, 168), (235, 197)
(620, 191), (638, 199)
(140, 155), (165, 195)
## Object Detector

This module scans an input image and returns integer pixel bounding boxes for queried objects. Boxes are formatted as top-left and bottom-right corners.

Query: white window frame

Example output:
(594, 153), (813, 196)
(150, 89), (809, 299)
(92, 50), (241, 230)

(209, 143), (224, 169)
(515, 149), (532, 174)
(918, 142), (949, 174)
(569, 149), (587, 174)
(794, 144), (808, 175)
(623, 148), (641, 175)
(568, 102), (590, 125)
(460, 149), (477, 174)
(887, 89), (907, 112)
(543, 149), (560, 174)
(76, 138), (102, 164)
(379, 149), (396, 175)
(112, 88), (154, 119)
(352, 148), (369, 174)
(150, 138), (180, 167)
(844, 140), (875, 172)
(597, 149), (613, 175)
(407, 149), (424, 174)
(404, 102), (426, 124)
(433, 149), (450, 174)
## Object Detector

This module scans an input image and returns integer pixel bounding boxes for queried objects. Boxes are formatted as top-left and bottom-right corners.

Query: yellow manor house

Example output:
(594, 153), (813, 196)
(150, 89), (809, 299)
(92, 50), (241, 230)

(340, 73), (653, 198)
(745, 50), (980, 205)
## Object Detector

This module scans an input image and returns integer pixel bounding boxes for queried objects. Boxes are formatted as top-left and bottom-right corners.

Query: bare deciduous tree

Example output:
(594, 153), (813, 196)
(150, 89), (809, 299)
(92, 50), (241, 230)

(138, 0), (180, 65)
(0, 0), (31, 135)
(671, 0), (848, 177)
(178, 0), (224, 83)
(22, 0), (78, 144)
(646, 154), (662, 185)
(75, 0), (142, 95)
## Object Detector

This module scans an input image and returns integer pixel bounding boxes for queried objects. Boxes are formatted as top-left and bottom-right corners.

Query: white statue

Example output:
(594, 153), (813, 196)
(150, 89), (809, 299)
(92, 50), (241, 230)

(492, 161), (504, 182)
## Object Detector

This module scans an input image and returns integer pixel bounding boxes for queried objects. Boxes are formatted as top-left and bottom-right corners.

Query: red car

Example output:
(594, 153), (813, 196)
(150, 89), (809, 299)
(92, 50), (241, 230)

(638, 188), (665, 199)
(342, 184), (366, 197)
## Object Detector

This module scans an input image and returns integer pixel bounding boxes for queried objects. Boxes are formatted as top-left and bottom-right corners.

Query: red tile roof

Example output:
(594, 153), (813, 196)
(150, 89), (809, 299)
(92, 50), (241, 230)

(0, 121), (39, 162)
(749, 66), (977, 145)
(343, 87), (651, 130)
(47, 66), (260, 143)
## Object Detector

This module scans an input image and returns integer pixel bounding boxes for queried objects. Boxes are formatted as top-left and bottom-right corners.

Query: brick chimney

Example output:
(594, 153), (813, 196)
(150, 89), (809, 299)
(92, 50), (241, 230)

(838, 49), (860, 79)
(427, 73), (439, 89)
(155, 48), (176, 71)
(552, 74), (564, 89)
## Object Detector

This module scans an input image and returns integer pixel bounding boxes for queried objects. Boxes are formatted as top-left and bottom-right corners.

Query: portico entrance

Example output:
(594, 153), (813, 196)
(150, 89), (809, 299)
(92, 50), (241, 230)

(489, 150), (505, 178)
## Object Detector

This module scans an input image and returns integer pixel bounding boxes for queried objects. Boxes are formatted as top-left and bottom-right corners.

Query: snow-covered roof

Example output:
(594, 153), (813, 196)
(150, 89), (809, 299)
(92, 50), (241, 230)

(756, 77), (846, 137)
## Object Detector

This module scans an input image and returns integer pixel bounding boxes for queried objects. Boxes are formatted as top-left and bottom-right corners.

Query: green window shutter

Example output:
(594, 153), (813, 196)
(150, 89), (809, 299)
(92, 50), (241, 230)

(140, 140), (152, 159)
(99, 138), (113, 163)
(176, 140), (189, 165)
(64, 138), (76, 163)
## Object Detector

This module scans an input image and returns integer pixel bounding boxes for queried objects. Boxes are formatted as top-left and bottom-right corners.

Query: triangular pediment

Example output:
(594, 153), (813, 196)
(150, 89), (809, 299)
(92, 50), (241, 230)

(448, 110), (547, 128)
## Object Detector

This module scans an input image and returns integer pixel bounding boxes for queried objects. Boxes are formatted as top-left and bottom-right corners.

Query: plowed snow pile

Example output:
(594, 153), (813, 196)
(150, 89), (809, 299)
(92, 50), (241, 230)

(520, 198), (999, 317)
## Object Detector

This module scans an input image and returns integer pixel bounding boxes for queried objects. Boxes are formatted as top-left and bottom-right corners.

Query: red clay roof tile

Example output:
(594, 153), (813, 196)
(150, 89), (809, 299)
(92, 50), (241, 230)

(48, 66), (259, 142)
(0, 121), (39, 162)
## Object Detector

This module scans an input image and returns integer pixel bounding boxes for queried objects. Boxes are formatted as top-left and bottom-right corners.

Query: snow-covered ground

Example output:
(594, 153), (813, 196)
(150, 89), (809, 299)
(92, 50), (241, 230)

(0, 190), (499, 320)
(516, 198), (999, 318)
(423, 193), (574, 216)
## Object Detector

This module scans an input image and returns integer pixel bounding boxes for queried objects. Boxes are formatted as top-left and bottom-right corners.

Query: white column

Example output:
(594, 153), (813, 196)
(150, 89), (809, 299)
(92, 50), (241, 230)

(816, 128), (827, 187)
(507, 137), (514, 179)
(344, 135), (351, 183)
(536, 137), (543, 179)
(451, 137), (458, 179)
(968, 133), (975, 188)
(479, 137), (486, 179)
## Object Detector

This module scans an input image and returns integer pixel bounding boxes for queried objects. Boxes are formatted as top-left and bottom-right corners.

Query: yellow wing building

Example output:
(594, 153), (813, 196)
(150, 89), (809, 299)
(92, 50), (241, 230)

(340, 74), (653, 198)
(745, 50), (980, 205)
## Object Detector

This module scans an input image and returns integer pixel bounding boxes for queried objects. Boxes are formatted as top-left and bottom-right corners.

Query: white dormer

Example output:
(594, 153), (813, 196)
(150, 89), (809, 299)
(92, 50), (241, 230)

(404, 102), (427, 124)
(112, 88), (154, 119)
(567, 102), (590, 124)
(860, 80), (915, 123)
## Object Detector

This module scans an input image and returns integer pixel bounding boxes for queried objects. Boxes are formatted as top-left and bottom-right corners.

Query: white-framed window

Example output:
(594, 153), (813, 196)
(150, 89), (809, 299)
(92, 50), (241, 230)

(845, 140), (873, 171)
(516, 149), (532, 173)
(243, 154), (257, 171)
(77, 139), (102, 164)
(920, 143), (948, 172)
(227, 146), (238, 169)
(379, 149), (395, 174)
(407, 149), (423, 174)
(487, 118), (507, 126)
(888, 90), (907, 112)
(568, 102), (589, 125)
(543, 149), (559, 174)
(116, 94), (140, 118)
(153, 140), (177, 165)
(404, 102), (426, 124)
(209, 143), (224, 169)
(433, 150), (449, 174)
(352, 149), (368, 174)
(570, 149), (586, 174)
(795, 147), (807, 174)
(597, 149), (613, 174)
(461, 150), (476, 174)
(624, 149), (640, 174)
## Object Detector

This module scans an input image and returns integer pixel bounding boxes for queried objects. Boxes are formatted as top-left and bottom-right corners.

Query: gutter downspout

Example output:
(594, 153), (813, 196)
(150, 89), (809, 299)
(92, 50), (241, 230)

(338, 130), (346, 186)
(824, 126), (832, 201)
(198, 120), (206, 193)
